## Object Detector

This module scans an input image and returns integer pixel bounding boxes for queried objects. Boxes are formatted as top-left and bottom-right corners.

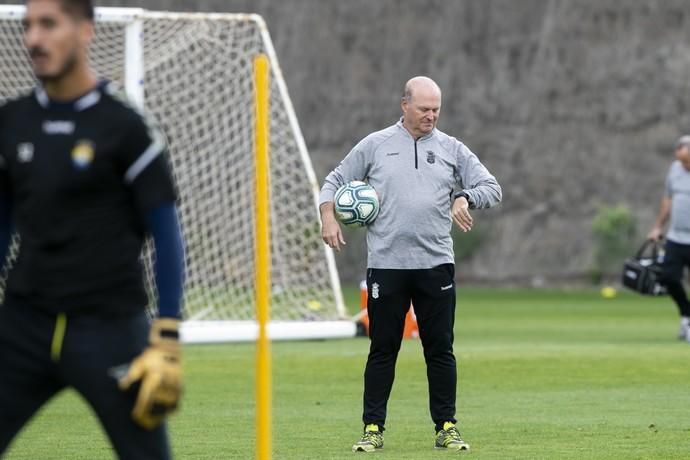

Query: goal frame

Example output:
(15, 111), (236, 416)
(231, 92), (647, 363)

(0, 5), (352, 343)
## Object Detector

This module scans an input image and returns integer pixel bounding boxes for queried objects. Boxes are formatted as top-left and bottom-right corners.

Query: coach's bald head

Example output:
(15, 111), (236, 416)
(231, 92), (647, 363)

(402, 76), (442, 104)
(401, 76), (442, 139)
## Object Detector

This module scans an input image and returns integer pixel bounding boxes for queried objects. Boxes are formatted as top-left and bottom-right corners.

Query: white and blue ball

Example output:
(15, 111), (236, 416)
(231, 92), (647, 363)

(334, 181), (380, 227)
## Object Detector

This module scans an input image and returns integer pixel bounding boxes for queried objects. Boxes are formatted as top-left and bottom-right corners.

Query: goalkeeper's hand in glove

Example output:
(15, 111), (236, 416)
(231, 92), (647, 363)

(118, 318), (183, 430)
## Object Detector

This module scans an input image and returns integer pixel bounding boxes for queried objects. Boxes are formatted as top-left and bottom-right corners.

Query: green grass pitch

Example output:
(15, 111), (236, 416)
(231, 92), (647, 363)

(5, 288), (690, 459)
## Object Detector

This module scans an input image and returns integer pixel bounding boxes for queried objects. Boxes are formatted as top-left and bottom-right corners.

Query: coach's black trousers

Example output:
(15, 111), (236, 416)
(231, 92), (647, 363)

(661, 239), (690, 317)
(363, 264), (457, 432)
(0, 305), (171, 459)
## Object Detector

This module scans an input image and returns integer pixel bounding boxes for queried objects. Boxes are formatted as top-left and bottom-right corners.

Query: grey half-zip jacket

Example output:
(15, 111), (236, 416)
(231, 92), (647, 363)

(319, 119), (502, 269)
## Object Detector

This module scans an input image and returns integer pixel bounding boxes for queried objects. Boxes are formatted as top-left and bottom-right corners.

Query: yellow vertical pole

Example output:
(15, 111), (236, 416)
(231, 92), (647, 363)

(254, 53), (272, 460)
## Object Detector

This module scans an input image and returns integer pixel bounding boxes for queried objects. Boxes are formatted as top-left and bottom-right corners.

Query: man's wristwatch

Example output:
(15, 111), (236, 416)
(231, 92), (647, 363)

(455, 191), (474, 208)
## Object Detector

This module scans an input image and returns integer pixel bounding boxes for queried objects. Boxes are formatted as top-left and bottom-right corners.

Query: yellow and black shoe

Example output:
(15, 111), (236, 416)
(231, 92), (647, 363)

(435, 422), (470, 451)
(352, 424), (384, 452)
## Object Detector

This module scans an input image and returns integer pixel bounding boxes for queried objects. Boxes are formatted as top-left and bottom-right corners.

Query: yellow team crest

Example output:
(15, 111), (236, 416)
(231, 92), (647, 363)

(71, 140), (95, 169)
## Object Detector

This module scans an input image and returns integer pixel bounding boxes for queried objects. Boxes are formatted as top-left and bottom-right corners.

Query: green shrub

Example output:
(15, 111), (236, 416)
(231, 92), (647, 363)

(591, 205), (636, 283)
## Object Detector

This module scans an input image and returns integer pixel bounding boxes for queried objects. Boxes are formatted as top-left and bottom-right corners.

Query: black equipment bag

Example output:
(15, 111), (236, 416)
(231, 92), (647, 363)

(621, 239), (667, 296)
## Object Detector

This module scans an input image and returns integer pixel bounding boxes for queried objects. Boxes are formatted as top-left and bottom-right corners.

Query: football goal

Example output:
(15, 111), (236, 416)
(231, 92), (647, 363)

(0, 6), (353, 343)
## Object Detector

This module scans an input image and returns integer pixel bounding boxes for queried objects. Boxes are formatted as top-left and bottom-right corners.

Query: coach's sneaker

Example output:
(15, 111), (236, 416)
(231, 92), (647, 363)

(435, 422), (470, 451)
(352, 424), (384, 452)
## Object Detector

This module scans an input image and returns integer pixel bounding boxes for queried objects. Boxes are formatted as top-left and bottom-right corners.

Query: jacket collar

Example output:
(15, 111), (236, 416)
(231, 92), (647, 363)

(34, 80), (106, 112)
(397, 117), (435, 141)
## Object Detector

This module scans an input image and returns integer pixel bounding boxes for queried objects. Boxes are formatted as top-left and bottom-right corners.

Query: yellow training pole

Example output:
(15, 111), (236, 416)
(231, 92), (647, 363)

(254, 53), (272, 460)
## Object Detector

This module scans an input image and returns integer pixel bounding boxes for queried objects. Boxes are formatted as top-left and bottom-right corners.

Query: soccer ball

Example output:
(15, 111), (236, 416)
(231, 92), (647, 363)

(334, 181), (380, 227)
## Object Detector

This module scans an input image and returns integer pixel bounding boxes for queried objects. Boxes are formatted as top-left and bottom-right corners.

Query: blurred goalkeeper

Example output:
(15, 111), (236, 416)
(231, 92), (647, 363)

(0, 1), (185, 458)
(320, 76), (501, 452)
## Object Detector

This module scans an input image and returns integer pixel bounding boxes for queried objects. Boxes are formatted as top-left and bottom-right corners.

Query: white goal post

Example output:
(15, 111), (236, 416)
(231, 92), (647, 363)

(0, 6), (353, 343)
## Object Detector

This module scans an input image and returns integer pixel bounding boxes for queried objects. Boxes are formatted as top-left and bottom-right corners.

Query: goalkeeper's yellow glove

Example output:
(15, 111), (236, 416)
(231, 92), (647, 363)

(118, 318), (183, 430)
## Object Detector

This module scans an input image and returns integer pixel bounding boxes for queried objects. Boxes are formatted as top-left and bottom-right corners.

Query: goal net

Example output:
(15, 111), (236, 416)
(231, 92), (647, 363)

(0, 6), (352, 343)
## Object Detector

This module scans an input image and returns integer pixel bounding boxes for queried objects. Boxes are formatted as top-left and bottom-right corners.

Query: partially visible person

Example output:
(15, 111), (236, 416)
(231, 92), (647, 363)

(0, 0), (185, 458)
(648, 135), (690, 341)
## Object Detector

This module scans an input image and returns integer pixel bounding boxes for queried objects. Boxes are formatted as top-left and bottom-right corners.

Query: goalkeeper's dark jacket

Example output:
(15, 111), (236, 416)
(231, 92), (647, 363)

(0, 82), (183, 316)
(320, 119), (502, 269)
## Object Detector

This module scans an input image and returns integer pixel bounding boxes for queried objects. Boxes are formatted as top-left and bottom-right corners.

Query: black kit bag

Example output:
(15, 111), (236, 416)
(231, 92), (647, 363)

(621, 239), (667, 296)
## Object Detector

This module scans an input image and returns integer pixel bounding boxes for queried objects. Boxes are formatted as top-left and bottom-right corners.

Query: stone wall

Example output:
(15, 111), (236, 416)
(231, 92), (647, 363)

(7, 0), (690, 284)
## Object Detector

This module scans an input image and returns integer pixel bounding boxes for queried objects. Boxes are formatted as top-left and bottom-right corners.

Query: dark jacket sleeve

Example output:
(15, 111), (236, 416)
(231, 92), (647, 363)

(144, 203), (185, 318)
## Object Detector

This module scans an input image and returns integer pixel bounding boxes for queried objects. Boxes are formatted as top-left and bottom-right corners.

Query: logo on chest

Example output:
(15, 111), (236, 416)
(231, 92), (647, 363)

(426, 150), (436, 164)
(17, 143), (34, 163)
(71, 140), (95, 170)
(43, 120), (75, 135)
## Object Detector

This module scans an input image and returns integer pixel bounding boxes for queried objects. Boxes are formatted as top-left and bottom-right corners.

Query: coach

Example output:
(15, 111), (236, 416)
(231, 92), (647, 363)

(319, 76), (501, 452)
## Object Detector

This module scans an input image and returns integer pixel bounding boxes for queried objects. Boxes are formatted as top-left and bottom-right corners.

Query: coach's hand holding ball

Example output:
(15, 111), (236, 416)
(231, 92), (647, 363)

(118, 318), (183, 429)
(321, 181), (380, 252)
